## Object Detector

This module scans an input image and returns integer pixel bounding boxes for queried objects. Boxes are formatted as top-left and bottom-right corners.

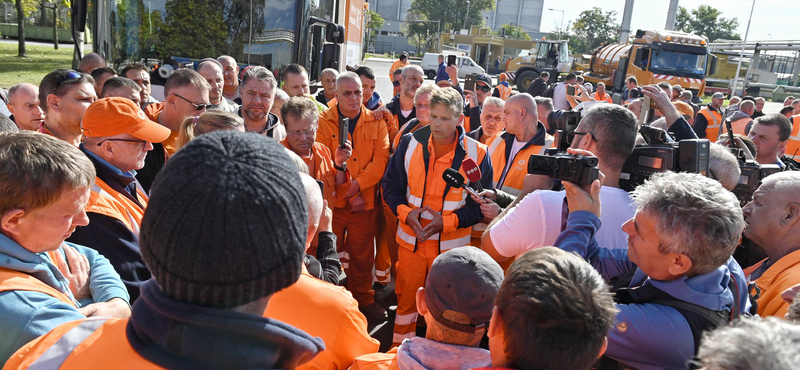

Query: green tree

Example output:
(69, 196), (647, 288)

(499, 24), (530, 40)
(403, 10), (436, 54)
(571, 7), (618, 54)
(364, 10), (384, 53)
(675, 5), (740, 42)
(408, 0), (493, 34)
(158, 0), (228, 59)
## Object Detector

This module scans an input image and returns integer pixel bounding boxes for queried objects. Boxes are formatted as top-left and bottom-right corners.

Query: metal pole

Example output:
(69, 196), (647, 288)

(731, 0), (755, 97)
(248, 0), (253, 64)
(618, 0), (634, 43)
(463, 1), (470, 30)
(665, 0), (679, 31)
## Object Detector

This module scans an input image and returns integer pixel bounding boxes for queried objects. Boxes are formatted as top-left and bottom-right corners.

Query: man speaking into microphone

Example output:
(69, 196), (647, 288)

(382, 87), (493, 347)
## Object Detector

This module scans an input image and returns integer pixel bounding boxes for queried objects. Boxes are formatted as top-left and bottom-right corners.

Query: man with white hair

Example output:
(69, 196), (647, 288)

(697, 318), (800, 370)
(316, 71), (390, 321)
(557, 170), (751, 369)
(708, 143), (741, 191)
(694, 92), (725, 139)
(742, 171), (800, 317)
(316, 68), (339, 106)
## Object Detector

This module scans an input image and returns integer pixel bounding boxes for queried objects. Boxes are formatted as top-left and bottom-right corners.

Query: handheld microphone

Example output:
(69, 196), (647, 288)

(443, 168), (482, 199)
(462, 158), (484, 192)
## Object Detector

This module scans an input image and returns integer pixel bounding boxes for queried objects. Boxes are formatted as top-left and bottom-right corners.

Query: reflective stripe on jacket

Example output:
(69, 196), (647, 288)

(382, 126), (493, 254)
(86, 178), (148, 235)
(0, 267), (77, 309)
(488, 125), (554, 196)
(788, 115), (800, 159)
(699, 106), (723, 140)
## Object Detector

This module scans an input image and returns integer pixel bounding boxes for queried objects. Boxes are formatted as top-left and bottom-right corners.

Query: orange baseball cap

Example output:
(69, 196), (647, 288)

(673, 101), (694, 118)
(82, 97), (171, 143)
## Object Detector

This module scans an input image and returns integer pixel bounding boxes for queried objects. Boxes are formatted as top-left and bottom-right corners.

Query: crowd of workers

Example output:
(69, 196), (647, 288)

(0, 49), (799, 370)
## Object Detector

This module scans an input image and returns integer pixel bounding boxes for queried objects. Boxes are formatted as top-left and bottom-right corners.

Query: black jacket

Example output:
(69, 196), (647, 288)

(527, 77), (548, 97)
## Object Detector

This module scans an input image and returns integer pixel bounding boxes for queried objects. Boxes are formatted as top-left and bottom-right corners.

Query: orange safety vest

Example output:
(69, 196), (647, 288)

(496, 84), (512, 101)
(487, 129), (554, 197)
(86, 177), (148, 234)
(3, 318), (160, 370)
(788, 115), (800, 160)
(316, 104), (391, 211)
(280, 140), (348, 210)
(0, 266), (77, 309)
(396, 126), (488, 253)
(592, 91), (613, 103)
(720, 117), (752, 137)
(698, 106), (723, 140)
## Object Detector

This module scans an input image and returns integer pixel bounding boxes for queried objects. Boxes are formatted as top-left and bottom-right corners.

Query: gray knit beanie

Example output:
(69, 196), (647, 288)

(139, 130), (308, 308)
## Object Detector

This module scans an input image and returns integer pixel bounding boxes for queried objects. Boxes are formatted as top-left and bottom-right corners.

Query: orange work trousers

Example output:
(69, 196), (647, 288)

(333, 207), (378, 307)
(393, 242), (438, 347)
(375, 199), (399, 285)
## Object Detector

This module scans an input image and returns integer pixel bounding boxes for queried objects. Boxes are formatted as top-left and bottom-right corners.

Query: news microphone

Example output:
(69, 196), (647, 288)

(462, 158), (484, 192)
(443, 168), (482, 199)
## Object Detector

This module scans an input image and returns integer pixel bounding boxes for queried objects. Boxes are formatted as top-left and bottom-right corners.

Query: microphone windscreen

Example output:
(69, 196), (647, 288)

(462, 158), (482, 183)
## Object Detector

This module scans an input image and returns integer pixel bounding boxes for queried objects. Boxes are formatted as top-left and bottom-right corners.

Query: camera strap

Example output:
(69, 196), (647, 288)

(560, 197), (569, 233)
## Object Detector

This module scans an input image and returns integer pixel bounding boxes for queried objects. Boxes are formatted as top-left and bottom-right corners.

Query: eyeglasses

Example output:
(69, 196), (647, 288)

(392, 81), (401, 86)
(172, 94), (211, 111)
(475, 84), (491, 93)
(53, 70), (83, 94)
(568, 131), (598, 144)
(287, 128), (318, 138)
(96, 138), (148, 149)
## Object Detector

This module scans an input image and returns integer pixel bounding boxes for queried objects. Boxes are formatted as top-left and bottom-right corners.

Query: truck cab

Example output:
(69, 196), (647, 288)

(583, 29), (717, 104)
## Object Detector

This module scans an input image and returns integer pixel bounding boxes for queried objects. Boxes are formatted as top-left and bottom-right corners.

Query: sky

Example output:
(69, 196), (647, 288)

(539, 0), (798, 42)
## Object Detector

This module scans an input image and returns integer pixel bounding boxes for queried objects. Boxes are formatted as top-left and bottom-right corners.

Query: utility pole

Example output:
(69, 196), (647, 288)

(619, 0), (634, 43)
(463, 1), (470, 30)
(665, 0), (679, 31)
(731, 0), (755, 97)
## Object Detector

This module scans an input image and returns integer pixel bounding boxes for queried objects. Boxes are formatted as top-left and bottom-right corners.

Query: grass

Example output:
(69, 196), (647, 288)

(0, 42), (74, 89)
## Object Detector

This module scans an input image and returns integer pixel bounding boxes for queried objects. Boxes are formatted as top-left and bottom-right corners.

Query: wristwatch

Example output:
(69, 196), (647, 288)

(333, 161), (347, 172)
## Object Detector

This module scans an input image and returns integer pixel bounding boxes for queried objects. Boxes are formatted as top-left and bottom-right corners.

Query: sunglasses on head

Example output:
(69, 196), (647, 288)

(173, 94), (211, 111)
(53, 70), (83, 93)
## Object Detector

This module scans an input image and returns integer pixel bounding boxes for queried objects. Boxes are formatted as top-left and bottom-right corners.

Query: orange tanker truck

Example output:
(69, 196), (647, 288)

(581, 29), (718, 104)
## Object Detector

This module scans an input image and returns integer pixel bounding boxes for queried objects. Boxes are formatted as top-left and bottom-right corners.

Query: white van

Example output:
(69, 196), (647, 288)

(421, 53), (485, 80)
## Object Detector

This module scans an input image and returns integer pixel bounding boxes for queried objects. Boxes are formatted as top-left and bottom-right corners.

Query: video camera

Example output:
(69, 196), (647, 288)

(619, 125), (710, 191)
(528, 153), (600, 185)
(547, 110), (581, 153)
(722, 121), (781, 206)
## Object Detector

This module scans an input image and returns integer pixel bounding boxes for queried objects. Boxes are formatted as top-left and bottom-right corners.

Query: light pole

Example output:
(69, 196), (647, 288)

(548, 8), (564, 40)
(463, 1), (471, 30)
(731, 0), (755, 97)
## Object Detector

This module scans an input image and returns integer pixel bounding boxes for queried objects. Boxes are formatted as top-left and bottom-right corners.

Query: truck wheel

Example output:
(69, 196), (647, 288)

(425, 70), (436, 80)
(515, 70), (539, 92)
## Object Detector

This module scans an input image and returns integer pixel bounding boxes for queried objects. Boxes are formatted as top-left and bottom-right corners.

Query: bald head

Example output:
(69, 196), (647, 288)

(300, 173), (323, 250)
(198, 61), (225, 104)
(78, 53), (106, 73)
(740, 100), (755, 116)
(7, 83), (44, 131)
(508, 93), (538, 123)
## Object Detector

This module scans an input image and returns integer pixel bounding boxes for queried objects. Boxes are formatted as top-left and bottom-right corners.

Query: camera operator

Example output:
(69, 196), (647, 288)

(556, 160), (750, 369)
(640, 85), (698, 141)
(742, 171), (800, 318)
(534, 97), (557, 136)
(481, 104), (638, 263)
